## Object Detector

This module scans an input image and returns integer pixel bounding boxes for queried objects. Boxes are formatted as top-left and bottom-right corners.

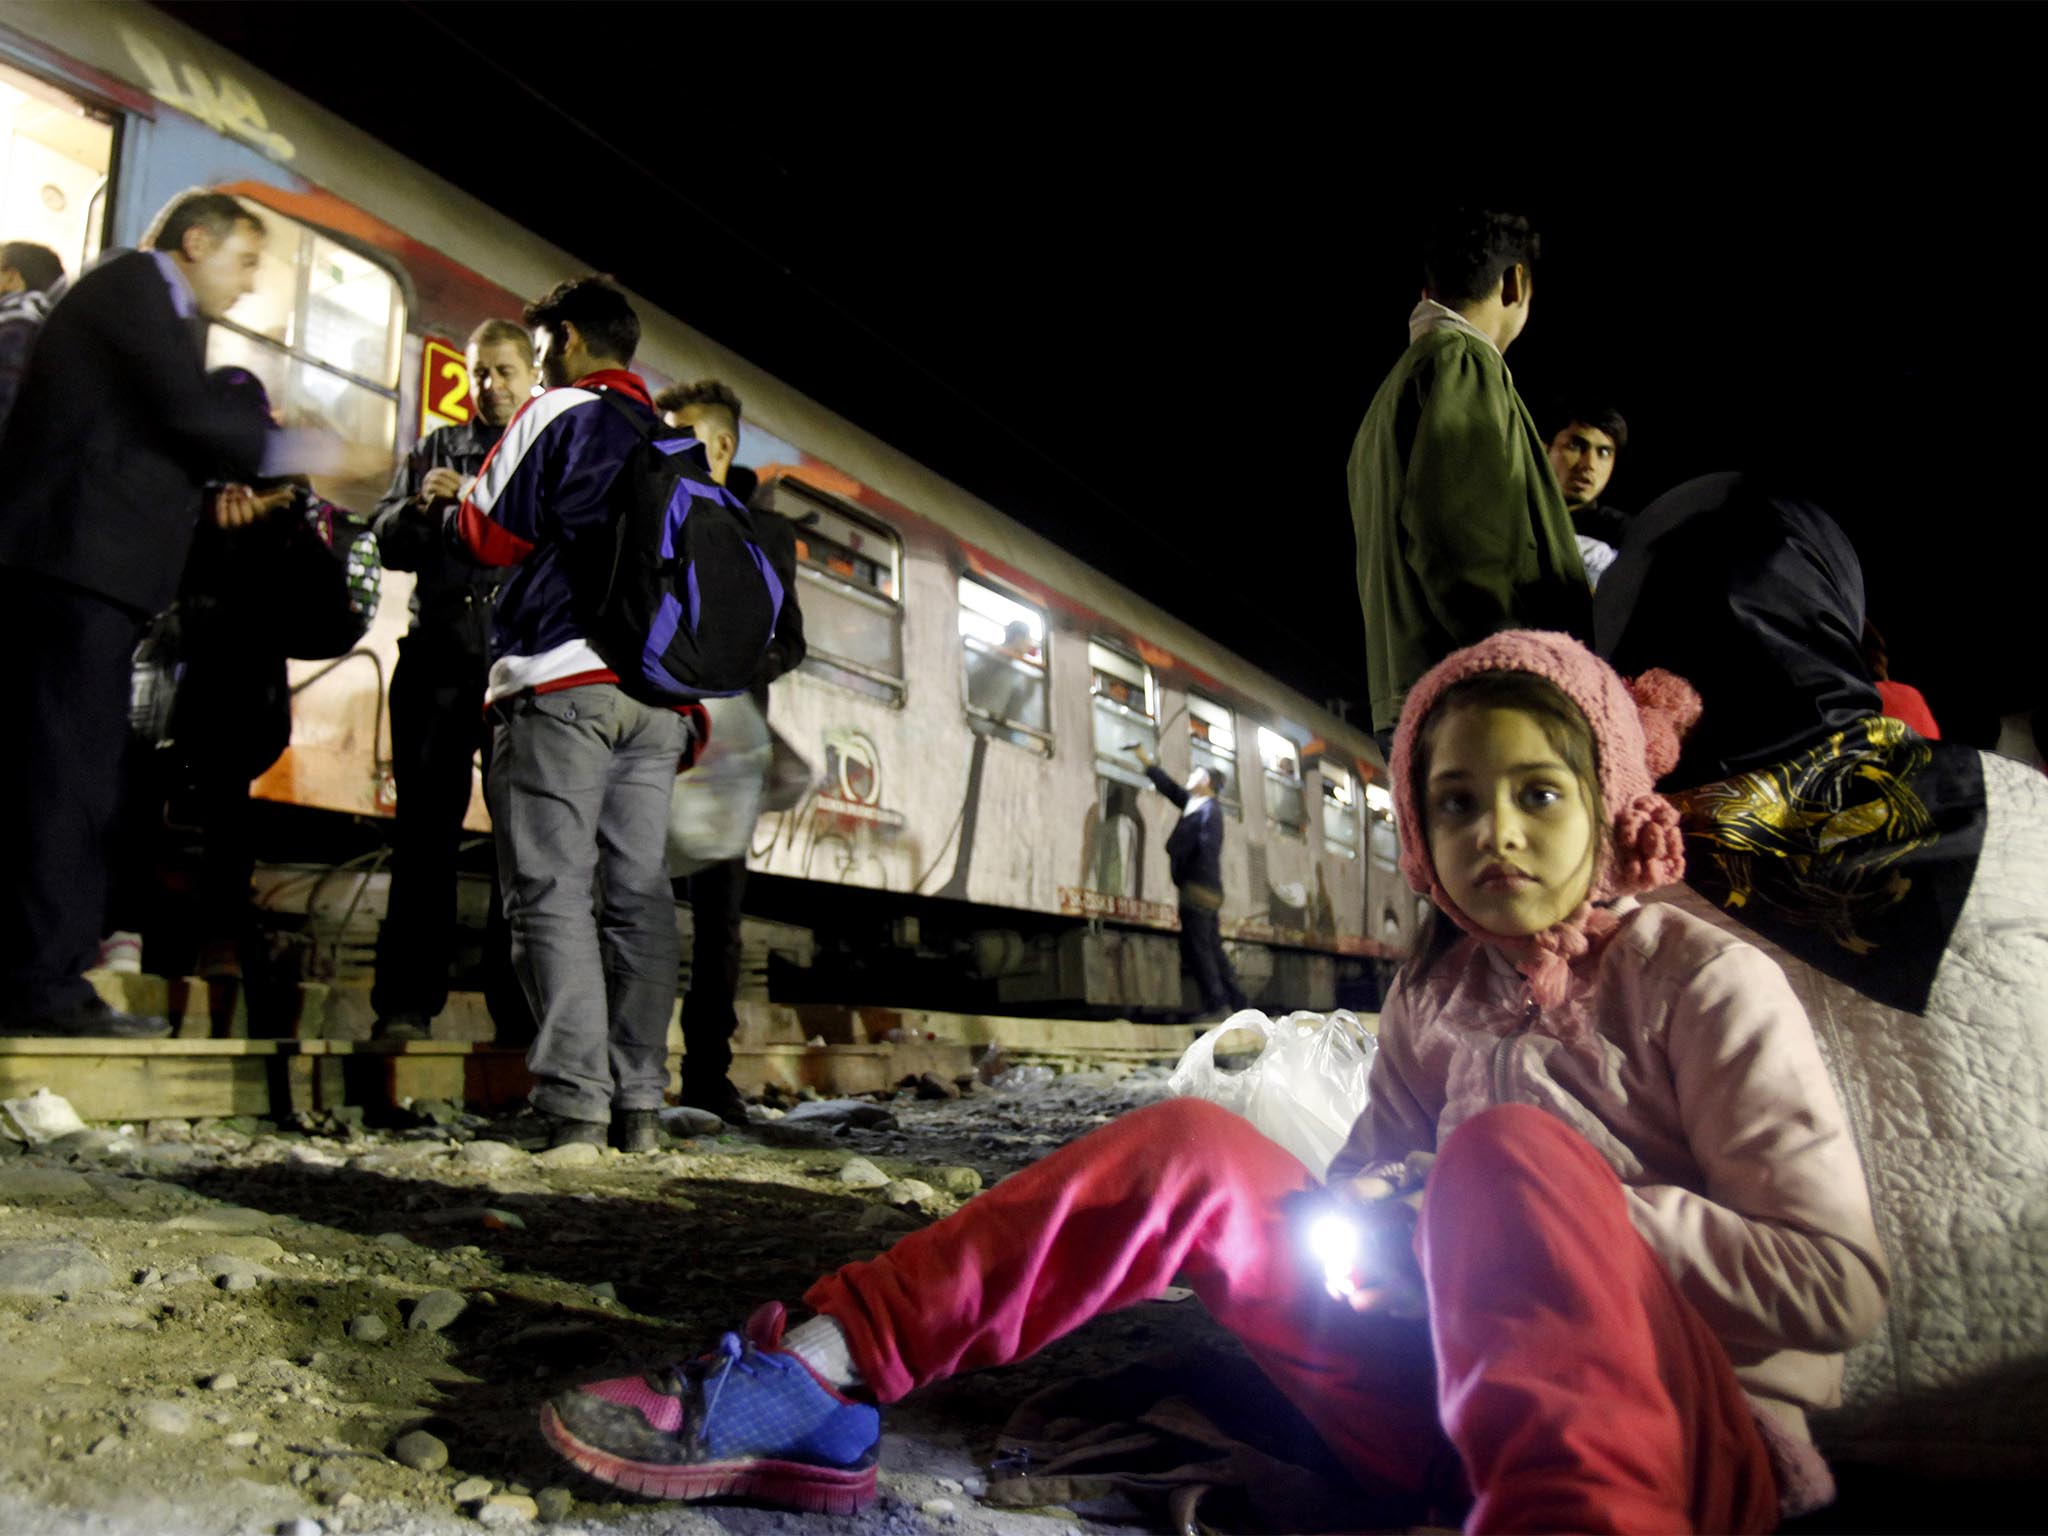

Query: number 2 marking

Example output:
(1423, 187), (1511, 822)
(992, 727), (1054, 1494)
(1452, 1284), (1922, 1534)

(435, 360), (471, 422)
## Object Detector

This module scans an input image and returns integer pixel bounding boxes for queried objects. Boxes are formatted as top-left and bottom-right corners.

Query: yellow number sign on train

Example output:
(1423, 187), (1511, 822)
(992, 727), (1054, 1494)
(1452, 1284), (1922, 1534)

(419, 338), (472, 435)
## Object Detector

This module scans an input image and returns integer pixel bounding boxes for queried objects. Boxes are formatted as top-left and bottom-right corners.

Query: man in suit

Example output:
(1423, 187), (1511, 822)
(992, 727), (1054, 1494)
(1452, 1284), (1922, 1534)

(0, 191), (366, 1037)
(1135, 746), (1248, 1020)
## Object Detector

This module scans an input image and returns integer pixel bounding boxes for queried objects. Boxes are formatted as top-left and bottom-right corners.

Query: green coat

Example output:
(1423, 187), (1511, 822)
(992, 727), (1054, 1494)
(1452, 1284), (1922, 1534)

(1348, 326), (1590, 733)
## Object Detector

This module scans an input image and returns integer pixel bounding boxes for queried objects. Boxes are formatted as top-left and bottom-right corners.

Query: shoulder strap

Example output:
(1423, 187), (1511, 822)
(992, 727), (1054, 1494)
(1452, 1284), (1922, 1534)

(591, 384), (662, 443)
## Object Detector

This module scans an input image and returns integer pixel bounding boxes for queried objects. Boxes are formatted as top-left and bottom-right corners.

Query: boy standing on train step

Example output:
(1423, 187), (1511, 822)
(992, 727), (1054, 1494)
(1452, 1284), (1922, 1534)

(446, 275), (699, 1154)
(1348, 209), (1590, 745)
(369, 318), (539, 1047)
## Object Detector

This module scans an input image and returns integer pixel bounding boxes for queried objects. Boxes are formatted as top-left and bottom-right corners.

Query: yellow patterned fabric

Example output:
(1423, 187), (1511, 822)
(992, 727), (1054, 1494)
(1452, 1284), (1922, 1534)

(1669, 716), (1982, 1013)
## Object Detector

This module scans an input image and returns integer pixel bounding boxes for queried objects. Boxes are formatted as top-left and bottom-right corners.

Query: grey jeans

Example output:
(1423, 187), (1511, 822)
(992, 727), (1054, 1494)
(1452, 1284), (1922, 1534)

(487, 684), (689, 1122)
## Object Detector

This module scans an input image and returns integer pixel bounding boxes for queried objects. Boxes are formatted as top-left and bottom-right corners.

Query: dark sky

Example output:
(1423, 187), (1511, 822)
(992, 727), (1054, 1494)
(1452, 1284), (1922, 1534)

(167, 2), (2037, 743)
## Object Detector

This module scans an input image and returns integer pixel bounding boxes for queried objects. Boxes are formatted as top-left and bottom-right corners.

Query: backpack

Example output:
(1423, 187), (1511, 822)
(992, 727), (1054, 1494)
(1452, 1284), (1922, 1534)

(585, 389), (786, 702)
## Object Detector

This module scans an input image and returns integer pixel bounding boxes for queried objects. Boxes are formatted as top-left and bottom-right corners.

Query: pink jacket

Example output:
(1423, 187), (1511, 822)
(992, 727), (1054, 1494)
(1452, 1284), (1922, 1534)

(1328, 899), (1889, 1440)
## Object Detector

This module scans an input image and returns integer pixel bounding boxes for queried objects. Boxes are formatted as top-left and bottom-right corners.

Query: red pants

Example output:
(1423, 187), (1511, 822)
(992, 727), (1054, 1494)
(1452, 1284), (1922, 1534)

(806, 1099), (1778, 1534)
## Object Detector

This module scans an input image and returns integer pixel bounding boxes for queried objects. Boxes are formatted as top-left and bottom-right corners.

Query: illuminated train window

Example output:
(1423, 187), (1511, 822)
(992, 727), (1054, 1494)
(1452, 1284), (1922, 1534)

(1321, 764), (1360, 859)
(1365, 781), (1398, 865)
(1088, 639), (1156, 787)
(1257, 724), (1307, 836)
(203, 202), (405, 513)
(0, 59), (114, 283)
(958, 577), (1051, 755)
(1187, 691), (1241, 814)
(761, 478), (905, 704)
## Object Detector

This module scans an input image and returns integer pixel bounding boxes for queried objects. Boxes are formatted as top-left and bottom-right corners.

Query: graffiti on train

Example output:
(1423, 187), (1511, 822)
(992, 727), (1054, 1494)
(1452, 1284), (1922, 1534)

(119, 27), (297, 162)
(754, 727), (912, 888)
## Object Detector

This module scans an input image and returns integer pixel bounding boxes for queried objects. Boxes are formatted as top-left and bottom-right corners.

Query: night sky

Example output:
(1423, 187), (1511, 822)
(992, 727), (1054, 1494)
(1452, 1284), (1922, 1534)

(168, 2), (2038, 744)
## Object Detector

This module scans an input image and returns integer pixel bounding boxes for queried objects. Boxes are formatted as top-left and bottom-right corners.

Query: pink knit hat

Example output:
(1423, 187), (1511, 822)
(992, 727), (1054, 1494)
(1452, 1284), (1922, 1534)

(1390, 631), (1701, 1007)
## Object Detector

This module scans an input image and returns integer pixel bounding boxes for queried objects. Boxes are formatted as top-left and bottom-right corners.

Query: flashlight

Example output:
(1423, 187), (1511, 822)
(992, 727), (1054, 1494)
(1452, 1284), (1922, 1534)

(1306, 1209), (1365, 1299)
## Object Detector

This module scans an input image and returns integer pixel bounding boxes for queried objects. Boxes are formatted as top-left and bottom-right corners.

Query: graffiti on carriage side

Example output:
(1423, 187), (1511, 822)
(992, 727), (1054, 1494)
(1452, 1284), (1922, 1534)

(753, 727), (911, 888)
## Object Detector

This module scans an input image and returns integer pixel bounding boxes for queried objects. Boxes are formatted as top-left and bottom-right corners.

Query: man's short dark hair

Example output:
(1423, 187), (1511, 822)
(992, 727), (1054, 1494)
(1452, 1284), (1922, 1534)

(1421, 209), (1539, 307)
(1204, 766), (1229, 797)
(467, 317), (531, 356)
(523, 274), (639, 365)
(654, 377), (743, 425)
(0, 241), (63, 294)
(146, 191), (265, 256)
(1554, 405), (1629, 453)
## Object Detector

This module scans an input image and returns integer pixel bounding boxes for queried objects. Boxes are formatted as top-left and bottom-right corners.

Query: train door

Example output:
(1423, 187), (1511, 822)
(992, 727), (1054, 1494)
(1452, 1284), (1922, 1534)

(0, 56), (116, 289)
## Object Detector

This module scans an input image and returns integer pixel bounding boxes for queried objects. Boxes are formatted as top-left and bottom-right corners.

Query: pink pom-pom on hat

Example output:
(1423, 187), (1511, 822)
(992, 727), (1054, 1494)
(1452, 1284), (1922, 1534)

(1390, 629), (1700, 920)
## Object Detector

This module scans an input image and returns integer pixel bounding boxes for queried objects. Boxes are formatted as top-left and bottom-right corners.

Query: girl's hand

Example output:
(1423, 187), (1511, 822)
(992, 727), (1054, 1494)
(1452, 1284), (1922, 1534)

(1323, 1152), (1435, 1315)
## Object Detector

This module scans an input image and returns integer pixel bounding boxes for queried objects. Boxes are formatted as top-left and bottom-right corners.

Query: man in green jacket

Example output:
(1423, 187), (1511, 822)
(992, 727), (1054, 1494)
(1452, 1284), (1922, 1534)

(1348, 210), (1590, 740)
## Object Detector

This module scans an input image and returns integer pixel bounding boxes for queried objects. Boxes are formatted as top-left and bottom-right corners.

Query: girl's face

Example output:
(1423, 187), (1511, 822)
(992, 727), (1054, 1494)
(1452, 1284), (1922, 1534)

(1423, 705), (1598, 937)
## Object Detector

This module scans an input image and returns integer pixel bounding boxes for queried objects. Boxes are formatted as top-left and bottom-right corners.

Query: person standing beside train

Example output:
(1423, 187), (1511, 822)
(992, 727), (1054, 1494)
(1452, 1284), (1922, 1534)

(0, 190), (375, 1039)
(1133, 746), (1248, 1020)
(368, 318), (540, 1046)
(446, 275), (700, 1153)
(655, 378), (806, 1126)
(1348, 208), (1590, 751)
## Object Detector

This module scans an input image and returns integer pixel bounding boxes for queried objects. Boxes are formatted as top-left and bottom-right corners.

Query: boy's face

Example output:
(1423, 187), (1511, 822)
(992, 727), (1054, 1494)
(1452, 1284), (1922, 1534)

(1548, 424), (1619, 507)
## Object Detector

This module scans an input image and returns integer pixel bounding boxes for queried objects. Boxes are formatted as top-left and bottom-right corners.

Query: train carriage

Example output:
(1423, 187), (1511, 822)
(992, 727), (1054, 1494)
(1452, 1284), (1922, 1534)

(0, 0), (1419, 1015)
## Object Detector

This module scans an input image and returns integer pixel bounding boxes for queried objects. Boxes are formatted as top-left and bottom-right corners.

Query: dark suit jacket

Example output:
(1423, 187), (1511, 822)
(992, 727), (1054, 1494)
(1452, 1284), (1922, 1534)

(0, 250), (268, 614)
(1145, 763), (1224, 895)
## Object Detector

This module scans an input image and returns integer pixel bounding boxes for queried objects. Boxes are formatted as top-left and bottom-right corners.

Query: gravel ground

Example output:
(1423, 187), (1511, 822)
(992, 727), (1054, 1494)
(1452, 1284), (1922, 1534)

(0, 1068), (1232, 1536)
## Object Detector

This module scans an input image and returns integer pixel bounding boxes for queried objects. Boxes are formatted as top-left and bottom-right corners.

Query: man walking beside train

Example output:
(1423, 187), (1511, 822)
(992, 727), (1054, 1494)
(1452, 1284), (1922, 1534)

(655, 378), (806, 1126)
(369, 318), (540, 1045)
(1348, 208), (1590, 747)
(1133, 746), (1247, 1020)
(448, 275), (698, 1153)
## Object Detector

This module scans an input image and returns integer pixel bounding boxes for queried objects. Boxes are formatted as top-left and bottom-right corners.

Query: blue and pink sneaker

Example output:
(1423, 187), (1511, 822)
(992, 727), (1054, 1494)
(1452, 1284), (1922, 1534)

(540, 1301), (881, 1513)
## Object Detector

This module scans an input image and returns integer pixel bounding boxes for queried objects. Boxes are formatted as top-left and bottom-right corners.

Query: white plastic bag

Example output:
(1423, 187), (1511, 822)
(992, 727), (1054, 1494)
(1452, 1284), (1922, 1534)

(667, 695), (774, 878)
(1166, 1009), (1376, 1179)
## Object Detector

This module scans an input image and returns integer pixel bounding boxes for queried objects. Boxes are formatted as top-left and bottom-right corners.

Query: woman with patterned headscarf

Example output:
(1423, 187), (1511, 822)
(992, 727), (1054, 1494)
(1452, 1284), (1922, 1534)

(1596, 470), (2048, 1487)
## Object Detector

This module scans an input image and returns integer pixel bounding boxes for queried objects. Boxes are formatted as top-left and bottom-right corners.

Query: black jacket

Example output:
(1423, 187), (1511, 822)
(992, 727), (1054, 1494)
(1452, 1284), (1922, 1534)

(1146, 763), (1224, 895)
(372, 416), (509, 662)
(0, 250), (268, 613)
(1594, 472), (1881, 786)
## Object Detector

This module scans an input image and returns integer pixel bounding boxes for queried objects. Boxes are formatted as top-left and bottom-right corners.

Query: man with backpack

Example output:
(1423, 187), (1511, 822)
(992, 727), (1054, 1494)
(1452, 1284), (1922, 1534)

(450, 275), (781, 1153)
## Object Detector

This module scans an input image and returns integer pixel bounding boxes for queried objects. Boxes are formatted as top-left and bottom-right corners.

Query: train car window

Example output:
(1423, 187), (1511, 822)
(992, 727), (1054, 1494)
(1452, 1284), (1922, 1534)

(1366, 781), (1398, 866)
(1321, 764), (1360, 859)
(1257, 725), (1307, 837)
(1088, 639), (1156, 787)
(958, 577), (1051, 755)
(202, 204), (404, 513)
(0, 60), (116, 282)
(1187, 691), (1242, 815)
(758, 478), (905, 704)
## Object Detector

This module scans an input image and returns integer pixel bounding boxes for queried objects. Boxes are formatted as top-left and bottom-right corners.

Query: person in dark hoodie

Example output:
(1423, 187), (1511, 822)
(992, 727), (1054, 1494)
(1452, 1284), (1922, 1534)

(369, 317), (539, 1044)
(1594, 470), (2048, 1485)
(161, 367), (381, 991)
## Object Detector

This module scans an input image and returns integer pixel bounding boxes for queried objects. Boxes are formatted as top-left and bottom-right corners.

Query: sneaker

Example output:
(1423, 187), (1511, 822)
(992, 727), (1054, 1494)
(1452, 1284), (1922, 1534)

(0, 997), (170, 1039)
(541, 1302), (879, 1512)
(371, 1011), (432, 1042)
(679, 1076), (752, 1128)
(610, 1109), (660, 1154)
(96, 932), (143, 975)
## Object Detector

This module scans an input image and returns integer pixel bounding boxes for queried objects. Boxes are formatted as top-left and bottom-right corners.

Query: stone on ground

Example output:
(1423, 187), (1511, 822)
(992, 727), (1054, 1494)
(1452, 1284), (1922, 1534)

(0, 1240), (114, 1295)
(407, 1289), (467, 1332)
(390, 1429), (448, 1472)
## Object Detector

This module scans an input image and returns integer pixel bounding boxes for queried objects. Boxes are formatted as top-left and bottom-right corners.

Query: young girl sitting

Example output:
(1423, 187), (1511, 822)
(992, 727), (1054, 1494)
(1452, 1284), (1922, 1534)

(540, 631), (1888, 1533)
